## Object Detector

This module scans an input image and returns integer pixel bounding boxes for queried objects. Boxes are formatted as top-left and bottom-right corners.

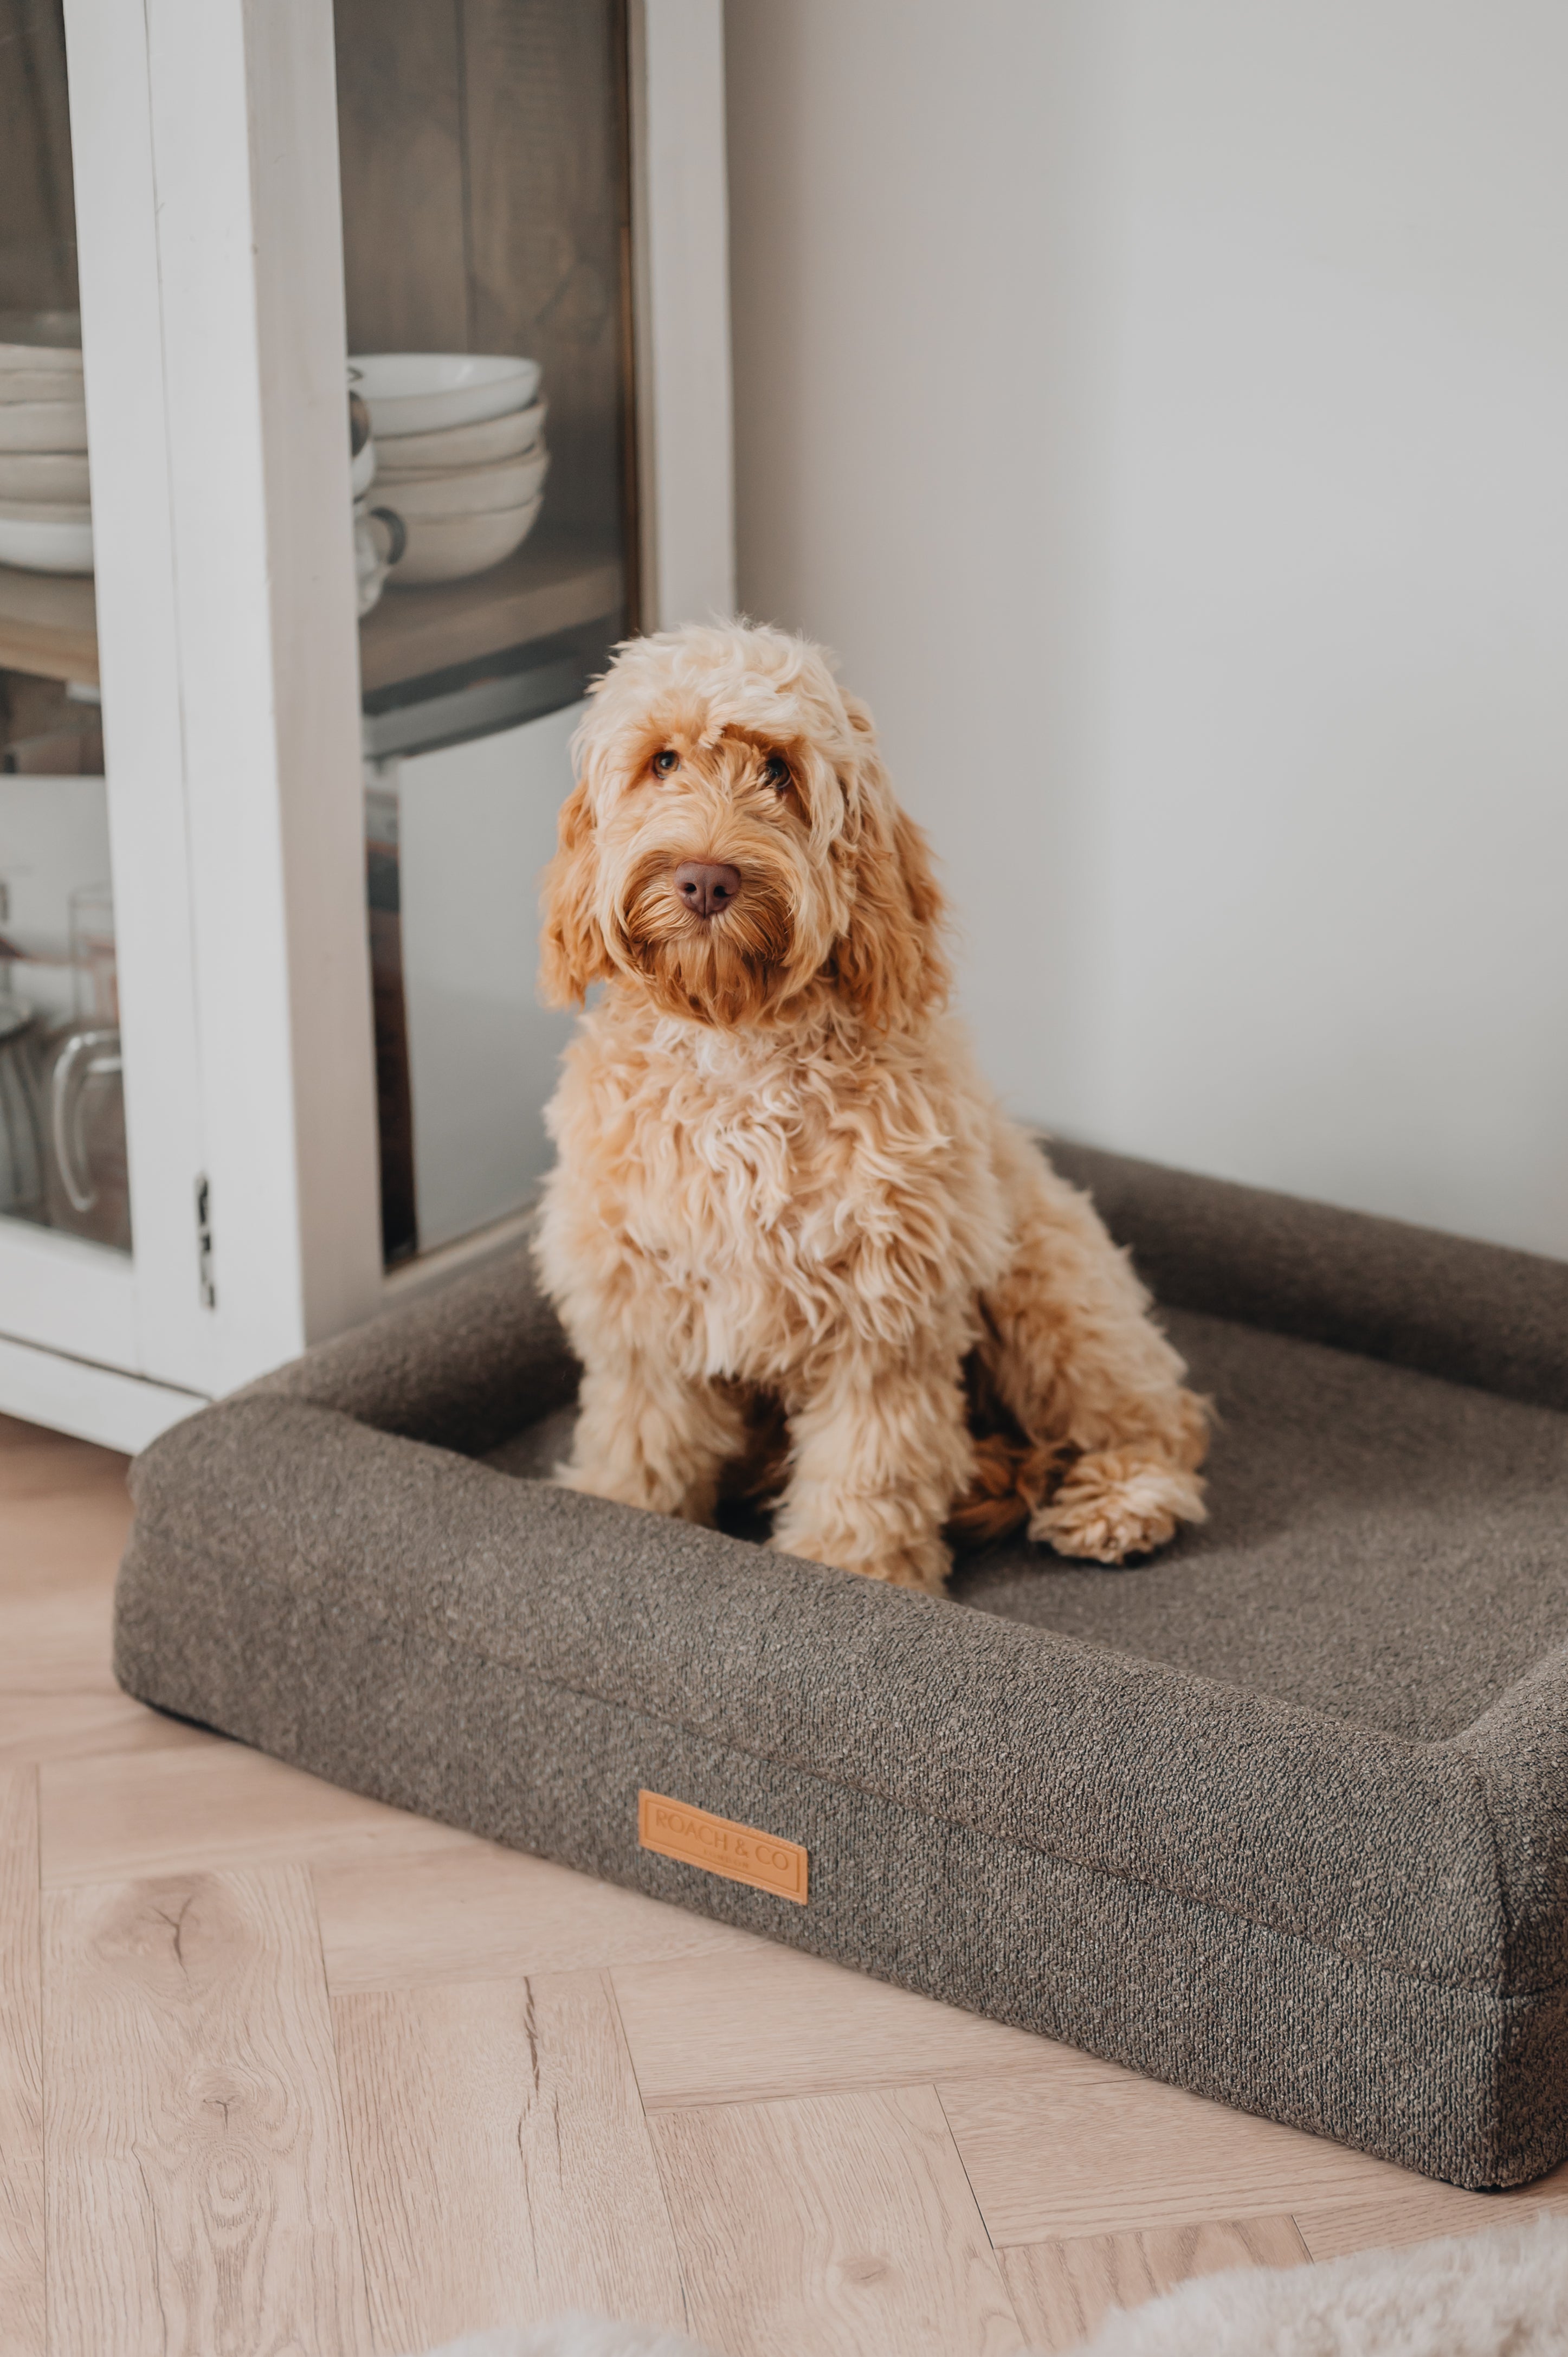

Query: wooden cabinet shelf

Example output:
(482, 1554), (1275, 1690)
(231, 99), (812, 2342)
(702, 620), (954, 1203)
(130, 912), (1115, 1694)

(357, 531), (622, 696)
(0, 566), (99, 687)
(1, 532), (621, 705)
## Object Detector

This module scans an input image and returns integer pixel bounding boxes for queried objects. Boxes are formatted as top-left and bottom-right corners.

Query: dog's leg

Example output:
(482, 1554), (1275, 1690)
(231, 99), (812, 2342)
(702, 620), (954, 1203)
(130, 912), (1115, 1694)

(981, 1125), (1210, 1565)
(770, 1341), (973, 1594)
(557, 1356), (747, 1524)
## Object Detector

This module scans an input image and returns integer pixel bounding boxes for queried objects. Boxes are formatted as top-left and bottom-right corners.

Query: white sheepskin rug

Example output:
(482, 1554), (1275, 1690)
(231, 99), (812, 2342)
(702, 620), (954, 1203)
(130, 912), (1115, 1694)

(1067, 2213), (1568, 2354)
(410, 2213), (1568, 2356)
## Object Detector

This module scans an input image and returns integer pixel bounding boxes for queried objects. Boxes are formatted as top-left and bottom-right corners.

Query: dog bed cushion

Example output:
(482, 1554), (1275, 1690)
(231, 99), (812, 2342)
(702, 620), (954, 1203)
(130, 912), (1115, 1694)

(112, 1144), (1568, 2188)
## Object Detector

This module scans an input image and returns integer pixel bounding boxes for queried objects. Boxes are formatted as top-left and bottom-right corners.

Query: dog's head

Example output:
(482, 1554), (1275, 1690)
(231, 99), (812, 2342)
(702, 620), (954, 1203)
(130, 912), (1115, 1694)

(539, 622), (948, 1031)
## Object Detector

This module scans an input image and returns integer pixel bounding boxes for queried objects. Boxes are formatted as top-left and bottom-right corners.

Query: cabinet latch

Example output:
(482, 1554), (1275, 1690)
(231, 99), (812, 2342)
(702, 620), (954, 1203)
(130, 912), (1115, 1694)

(195, 1175), (216, 1310)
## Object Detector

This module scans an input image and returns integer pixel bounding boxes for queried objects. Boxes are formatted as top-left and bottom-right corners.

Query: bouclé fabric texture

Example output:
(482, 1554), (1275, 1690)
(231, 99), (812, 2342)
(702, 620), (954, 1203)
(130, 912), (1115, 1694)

(113, 1147), (1568, 2189)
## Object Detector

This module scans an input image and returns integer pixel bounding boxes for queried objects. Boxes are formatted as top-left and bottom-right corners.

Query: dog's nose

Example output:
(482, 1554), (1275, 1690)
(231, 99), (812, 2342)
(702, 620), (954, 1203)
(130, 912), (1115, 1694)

(674, 860), (742, 918)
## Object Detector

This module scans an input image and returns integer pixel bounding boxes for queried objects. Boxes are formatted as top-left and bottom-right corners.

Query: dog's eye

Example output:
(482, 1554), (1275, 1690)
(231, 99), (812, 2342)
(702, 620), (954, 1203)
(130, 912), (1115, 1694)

(762, 755), (791, 792)
(652, 749), (679, 776)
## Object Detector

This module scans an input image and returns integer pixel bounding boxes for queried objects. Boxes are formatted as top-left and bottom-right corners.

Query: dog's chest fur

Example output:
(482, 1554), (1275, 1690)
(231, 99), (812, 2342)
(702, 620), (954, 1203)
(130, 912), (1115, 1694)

(538, 999), (1011, 1384)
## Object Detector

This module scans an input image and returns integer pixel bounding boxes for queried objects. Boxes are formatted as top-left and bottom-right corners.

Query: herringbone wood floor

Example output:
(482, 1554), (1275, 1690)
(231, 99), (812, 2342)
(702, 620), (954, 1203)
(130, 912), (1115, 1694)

(3, 1408), (1564, 2355)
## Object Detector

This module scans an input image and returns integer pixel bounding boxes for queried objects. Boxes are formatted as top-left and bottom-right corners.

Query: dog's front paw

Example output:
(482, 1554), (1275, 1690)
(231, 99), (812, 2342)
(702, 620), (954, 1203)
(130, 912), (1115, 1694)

(770, 1525), (951, 1595)
(1029, 1450), (1206, 1566)
(552, 1459), (716, 1524)
(552, 1459), (640, 1506)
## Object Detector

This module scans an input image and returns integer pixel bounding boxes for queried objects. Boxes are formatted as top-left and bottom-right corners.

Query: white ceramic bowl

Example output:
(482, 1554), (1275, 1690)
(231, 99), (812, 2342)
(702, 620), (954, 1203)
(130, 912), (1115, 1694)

(375, 400), (547, 475)
(0, 398), (88, 455)
(0, 450), (91, 502)
(0, 504), (94, 574)
(349, 353), (541, 439)
(377, 448), (548, 521)
(350, 436), (377, 499)
(389, 495), (543, 586)
(0, 311), (82, 371)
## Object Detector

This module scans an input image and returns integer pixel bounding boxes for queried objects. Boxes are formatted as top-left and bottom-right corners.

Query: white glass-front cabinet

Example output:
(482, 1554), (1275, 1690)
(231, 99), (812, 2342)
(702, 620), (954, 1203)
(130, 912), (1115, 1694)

(0, 0), (732, 1450)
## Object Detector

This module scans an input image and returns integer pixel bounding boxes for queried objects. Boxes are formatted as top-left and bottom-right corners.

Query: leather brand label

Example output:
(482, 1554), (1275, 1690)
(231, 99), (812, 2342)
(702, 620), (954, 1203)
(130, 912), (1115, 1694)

(637, 1790), (808, 1904)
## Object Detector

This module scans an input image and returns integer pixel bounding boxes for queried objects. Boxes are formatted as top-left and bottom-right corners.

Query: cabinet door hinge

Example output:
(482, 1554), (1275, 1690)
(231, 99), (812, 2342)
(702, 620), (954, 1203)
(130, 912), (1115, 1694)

(195, 1175), (216, 1309)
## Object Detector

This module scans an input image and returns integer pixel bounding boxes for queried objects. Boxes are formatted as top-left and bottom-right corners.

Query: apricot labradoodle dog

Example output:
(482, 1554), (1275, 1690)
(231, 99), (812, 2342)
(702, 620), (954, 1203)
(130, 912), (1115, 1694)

(534, 622), (1208, 1593)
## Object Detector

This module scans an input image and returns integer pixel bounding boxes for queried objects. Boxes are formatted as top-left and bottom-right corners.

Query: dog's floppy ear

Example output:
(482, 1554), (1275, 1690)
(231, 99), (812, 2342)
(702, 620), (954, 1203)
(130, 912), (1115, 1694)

(832, 696), (950, 1031)
(539, 780), (612, 1007)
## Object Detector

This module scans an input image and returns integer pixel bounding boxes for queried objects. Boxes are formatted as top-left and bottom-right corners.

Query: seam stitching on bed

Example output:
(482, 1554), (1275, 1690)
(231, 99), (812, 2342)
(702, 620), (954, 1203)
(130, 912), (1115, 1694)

(462, 1646), (1567, 2003)
(130, 1529), (1562, 2004)
(123, 1453), (1566, 2004)
(1463, 1747), (1519, 1967)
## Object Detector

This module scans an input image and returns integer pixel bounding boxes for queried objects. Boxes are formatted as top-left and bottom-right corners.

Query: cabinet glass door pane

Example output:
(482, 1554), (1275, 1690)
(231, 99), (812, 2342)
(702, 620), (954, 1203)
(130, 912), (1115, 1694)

(0, 0), (129, 1256)
(335, 0), (635, 1263)
(337, 0), (635, 758)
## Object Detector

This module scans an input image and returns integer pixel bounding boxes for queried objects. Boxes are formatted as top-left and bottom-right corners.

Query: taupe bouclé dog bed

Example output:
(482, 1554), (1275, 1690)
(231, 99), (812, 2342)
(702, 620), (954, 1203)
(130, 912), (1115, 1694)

(113, 1144), (1568, 2187)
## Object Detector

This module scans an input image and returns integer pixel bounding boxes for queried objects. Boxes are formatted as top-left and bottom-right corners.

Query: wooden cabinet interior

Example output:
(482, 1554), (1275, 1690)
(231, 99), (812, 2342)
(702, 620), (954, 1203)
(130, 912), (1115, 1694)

(0, 0), (87, 686)
(0, 0), (639, 707)
(0, 574), (96, 690)
(336, 0), (638, 706)
(0, 0), (76, 318)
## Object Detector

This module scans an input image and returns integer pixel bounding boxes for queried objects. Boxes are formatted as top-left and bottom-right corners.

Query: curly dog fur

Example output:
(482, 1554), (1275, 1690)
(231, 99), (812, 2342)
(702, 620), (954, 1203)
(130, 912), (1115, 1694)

(534, 622), (1208, 1592)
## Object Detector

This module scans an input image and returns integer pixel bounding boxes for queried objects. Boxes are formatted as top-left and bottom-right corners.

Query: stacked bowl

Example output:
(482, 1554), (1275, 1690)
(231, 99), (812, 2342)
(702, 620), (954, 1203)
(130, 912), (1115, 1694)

(350, 354), (547, 587)
(0, 313), (92, 576)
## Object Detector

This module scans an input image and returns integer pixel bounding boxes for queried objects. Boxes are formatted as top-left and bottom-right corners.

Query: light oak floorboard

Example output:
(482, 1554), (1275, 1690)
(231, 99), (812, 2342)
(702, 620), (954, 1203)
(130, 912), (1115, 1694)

(0, 1490), (132, 1586)
(2, 1590), (127, 1714)
(335, 1971), (686, 2355)
(0, 1428), (132, 1751)
(0, 1767), (44, 2357)
(42, 1863), (371, 2356)
(317, 1839), (759, 1993)
(14, 1407), (1567, 2340)
(40, 1738), (479, 1887)
(0, 1426), (196, 1768)
(616, 1943), (1119, 2112)
(0, 1570), (207, 1768)
(0, 1687), (209, 1769)
(1001, 2218), (1308, 2352)
(651, 2085), (1023, 2357)
(939, 2069), (1426, 2244)
(0, 1412), (126, 1502)
(1295, 2168), (1568, 2259)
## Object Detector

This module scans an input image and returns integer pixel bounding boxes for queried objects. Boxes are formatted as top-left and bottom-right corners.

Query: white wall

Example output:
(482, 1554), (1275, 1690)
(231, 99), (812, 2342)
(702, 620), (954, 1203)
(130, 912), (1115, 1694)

(725, 1), (1568, 1256)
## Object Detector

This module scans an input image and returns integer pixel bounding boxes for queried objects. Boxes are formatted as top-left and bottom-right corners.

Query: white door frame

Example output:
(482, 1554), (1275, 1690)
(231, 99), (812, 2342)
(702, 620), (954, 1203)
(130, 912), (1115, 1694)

(3, 0), (733, 1451)
(636, 0), (737, 630)
(137, 0), (384, 1394)
(29, 0), (384, 1416)
(0, 0), (210, 1405)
